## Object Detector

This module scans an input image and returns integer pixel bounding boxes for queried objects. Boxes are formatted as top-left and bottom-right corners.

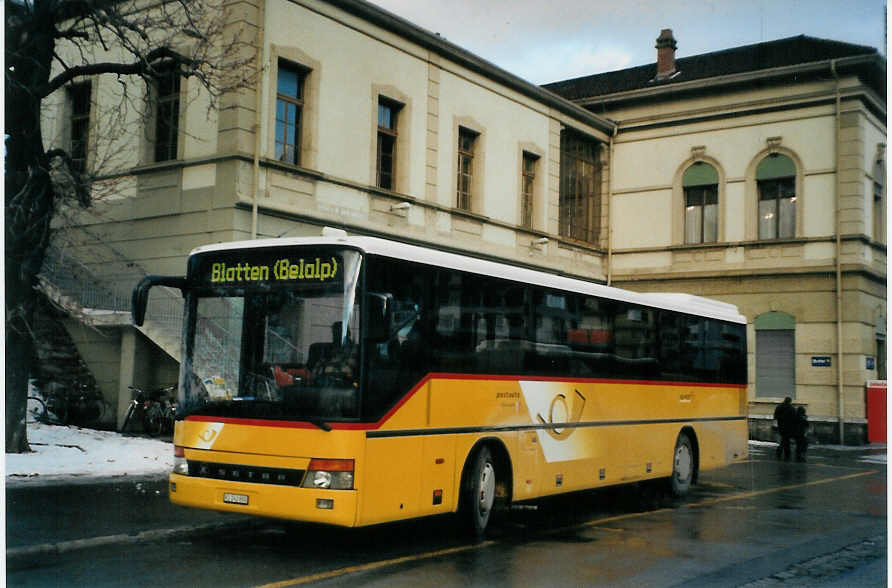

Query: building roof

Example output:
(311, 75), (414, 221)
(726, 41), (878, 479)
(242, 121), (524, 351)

(543, 35), (884, 102)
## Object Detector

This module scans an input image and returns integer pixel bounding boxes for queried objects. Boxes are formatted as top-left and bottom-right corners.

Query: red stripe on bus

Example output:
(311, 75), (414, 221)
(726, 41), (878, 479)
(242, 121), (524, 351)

(184, 373), (746, 431)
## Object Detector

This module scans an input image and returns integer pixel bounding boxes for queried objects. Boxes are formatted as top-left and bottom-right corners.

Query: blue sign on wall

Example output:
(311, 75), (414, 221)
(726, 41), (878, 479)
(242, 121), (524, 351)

(811, 356), (832, 367)
(866, 356), (875, 370)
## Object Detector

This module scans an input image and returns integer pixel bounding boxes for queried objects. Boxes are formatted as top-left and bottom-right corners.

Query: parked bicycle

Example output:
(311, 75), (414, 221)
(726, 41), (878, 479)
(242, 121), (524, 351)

(29, 380), (109, 427)
(121, 384), (177, 436)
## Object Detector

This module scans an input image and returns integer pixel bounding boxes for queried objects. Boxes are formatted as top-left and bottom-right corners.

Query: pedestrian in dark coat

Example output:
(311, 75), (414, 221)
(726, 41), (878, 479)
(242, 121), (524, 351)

(773, 396), (796, 461)
(794, 406), (809, 462)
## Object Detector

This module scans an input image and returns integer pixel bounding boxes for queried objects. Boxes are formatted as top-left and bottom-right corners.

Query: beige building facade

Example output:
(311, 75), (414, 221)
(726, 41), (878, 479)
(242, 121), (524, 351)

(41, 2), (885, 443)
(546, 31), (886, 443)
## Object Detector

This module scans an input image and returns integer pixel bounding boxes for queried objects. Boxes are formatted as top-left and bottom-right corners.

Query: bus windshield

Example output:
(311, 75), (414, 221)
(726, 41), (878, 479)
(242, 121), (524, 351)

(181, 249), (362, 423)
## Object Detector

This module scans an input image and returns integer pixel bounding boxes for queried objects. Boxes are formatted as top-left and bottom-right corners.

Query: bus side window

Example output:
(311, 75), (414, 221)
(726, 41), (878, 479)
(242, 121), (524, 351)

(658, 311), (683, 380)
(473, 281), (530, 374)
(363, 258), (430, 419)
(719, 322), (747, 382)
(658, 312), (701, 381)
(432, 270), (480, 373)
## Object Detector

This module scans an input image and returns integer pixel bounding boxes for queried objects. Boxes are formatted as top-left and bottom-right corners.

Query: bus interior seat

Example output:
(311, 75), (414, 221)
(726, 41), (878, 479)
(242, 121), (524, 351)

(307, 343), (332, 370)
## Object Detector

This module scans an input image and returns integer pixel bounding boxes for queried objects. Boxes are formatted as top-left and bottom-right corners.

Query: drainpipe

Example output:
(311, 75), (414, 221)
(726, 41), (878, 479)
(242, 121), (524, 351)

(250, 0), (266, 239)
(607, 124), (618, 286)
(831, 59), (844, 444)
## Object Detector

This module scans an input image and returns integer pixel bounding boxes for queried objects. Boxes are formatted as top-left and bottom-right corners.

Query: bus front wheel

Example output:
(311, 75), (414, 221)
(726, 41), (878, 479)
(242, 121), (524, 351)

(464, 446), (497, 536)
(671, 433), (695, 497)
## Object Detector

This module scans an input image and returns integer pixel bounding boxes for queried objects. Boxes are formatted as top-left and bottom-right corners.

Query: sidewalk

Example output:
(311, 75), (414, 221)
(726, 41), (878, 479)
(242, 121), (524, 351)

(5, 424), (254, 564)
(6, 477), (254, 556)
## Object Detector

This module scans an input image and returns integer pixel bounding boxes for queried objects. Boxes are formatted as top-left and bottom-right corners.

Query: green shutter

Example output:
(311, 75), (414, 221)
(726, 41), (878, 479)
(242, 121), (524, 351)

(756, 154), (795, 181)
(683, 162), (718, 187)
(754, 311), (795, 331)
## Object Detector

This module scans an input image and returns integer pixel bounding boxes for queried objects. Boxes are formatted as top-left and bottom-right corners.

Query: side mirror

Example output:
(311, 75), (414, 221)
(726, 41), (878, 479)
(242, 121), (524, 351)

(364, 292), (393, 342)
(132, 275), (187, 326)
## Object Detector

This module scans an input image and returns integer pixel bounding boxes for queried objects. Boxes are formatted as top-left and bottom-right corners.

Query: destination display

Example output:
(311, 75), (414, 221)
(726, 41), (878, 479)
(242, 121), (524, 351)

(192, 248), (346, 288)
(210, 257), (339, 283)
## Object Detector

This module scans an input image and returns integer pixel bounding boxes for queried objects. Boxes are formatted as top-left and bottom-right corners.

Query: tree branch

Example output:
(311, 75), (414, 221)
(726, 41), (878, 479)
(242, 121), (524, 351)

(54, 27), (90, 41)
(38, 47), (196, 99)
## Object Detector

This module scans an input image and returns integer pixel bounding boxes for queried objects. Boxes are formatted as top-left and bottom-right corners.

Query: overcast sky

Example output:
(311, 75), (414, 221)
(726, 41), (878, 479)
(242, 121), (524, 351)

(368, 0), (886, 85)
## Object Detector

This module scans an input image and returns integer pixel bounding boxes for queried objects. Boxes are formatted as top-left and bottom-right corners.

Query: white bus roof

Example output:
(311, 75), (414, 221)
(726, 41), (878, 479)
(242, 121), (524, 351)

(190, 235), (746, 324)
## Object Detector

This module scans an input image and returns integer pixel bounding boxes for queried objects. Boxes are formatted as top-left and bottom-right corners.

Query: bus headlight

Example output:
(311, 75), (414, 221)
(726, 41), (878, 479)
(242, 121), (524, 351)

(302, 458), (354, 490)
(313, 471), (332, 488)
(173, 446), (188, 475)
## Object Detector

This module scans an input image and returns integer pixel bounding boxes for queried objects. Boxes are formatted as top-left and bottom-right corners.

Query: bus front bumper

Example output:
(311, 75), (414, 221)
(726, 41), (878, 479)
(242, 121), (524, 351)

(169, 473), (358, 527)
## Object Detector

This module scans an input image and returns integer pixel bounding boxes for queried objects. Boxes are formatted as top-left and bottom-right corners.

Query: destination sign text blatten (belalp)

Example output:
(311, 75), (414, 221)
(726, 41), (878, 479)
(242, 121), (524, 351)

(210, 257), (339, 284)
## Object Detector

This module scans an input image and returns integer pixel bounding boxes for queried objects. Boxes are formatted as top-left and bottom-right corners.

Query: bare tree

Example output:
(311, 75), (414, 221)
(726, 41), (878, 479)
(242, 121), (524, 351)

(5, 0), (255, 452)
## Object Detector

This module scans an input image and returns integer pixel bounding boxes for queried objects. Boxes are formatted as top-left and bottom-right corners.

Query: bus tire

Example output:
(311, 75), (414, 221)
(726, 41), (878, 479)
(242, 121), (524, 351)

(671, 433), (695, 497)
(464, 446), (497, 537)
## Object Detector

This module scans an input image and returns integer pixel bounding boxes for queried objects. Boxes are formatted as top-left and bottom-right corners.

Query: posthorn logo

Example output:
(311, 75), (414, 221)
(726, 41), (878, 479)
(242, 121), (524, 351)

(536, 389), (586, 440)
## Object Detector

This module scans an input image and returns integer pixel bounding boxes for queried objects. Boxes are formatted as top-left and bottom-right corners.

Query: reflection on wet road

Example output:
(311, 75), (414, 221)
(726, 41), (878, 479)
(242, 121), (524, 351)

(7, 444), (885, 587)
(255, 445), (884, 587)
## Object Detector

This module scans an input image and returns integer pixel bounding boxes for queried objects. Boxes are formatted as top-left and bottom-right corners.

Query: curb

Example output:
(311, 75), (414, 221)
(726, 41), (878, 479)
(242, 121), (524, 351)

(6, 519), (262, 566)
(5, 472), (170, 489)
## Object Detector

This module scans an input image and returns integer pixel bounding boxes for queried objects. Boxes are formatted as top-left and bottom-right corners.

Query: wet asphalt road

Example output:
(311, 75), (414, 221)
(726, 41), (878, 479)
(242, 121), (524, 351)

(7, 443), (886, 587)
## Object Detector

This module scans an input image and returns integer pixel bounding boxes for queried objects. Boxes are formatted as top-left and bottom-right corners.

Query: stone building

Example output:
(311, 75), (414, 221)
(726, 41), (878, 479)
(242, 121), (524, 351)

(39, 1), (884, 442)
(545, 30), (886, 443)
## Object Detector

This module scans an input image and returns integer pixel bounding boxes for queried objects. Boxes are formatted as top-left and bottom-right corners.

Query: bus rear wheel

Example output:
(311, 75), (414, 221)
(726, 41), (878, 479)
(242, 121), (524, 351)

(464, 446), (497, 537)
(671, 433), (695, 497)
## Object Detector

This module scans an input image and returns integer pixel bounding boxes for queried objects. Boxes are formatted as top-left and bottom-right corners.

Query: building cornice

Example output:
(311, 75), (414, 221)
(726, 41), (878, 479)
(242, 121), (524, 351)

(611, 233), (885, 255)
(613, 85), (885, 133)
(611, 263), (886, 285)
(233, 201), (609, 284)
(123, 151), (605, 258)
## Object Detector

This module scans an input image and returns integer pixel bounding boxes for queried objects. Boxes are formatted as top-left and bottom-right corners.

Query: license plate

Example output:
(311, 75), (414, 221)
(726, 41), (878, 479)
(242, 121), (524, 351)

(223, 492), (249, 505)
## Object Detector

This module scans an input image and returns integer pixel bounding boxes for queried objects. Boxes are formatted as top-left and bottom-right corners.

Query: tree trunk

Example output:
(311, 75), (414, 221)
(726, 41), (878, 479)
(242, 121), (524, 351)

(5, 8), (56, 453)
(4, 158), (50, 453)
(5, 317), (32, 453)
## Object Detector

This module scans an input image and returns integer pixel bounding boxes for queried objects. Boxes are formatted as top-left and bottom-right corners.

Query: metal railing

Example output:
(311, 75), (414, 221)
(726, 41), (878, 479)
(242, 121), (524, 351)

(38, 242), (256, 372)
(39, 245), (135, 312)
(38, 243), (185, 358)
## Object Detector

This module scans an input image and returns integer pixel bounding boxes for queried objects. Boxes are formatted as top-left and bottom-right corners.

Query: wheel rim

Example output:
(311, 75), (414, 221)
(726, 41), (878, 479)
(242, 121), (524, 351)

(675, 442), (692, 482)
(477, 462), (496, 516)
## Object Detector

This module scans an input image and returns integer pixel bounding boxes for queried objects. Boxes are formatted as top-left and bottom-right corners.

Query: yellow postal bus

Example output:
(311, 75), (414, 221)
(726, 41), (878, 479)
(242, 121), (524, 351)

(133, 232), (748, 535)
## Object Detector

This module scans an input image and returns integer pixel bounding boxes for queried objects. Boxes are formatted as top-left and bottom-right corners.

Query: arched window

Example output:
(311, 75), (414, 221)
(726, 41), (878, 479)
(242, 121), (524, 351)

(757, 154), (796, 239)
(754, 311), (795, 398)
(683, 162), (718, 244)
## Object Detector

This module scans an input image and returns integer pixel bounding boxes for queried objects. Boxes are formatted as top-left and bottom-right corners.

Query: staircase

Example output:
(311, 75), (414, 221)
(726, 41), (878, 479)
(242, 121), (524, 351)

(37, 243), (184, 361)
(30, 294), (101, 413)
(37, 242), (243, 395)
(31, 296), (112, 425)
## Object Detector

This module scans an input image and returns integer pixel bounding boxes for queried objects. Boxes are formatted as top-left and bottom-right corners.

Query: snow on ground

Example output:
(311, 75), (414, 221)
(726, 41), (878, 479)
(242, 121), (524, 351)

(5, 423), (173, 486)
(857, 453), (888, 464)
(748, 440), (779, 447)
(749, 438), (887, 464)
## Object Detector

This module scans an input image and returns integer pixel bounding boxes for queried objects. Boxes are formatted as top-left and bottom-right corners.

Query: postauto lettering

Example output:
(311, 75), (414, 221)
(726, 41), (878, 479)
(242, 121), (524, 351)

(210, 257), (339, 284)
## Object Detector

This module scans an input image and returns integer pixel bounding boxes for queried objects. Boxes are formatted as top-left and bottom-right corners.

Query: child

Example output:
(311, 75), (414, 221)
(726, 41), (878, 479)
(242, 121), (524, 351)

(794, 406), (809, 462)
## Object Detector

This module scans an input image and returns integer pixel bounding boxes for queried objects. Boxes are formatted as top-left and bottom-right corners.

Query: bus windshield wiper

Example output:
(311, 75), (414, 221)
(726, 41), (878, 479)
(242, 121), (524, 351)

(309, 417), (332, 432)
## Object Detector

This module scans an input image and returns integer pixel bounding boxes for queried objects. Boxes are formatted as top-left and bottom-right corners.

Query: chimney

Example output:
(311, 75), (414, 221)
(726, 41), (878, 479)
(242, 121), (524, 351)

(655, 29), (678, 80)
